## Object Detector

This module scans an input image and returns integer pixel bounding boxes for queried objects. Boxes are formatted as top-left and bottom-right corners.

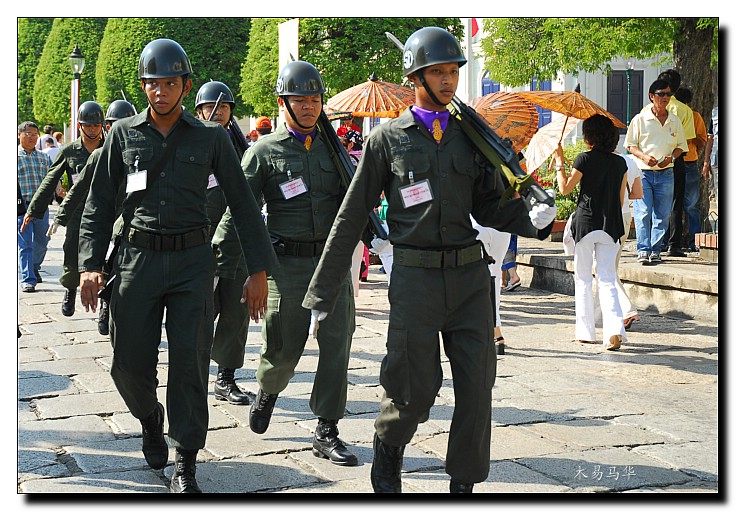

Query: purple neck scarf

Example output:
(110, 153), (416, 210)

(411, 106), (450, 142)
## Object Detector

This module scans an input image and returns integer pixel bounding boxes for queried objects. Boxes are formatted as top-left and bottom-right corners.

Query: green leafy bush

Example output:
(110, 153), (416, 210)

(531, 139), (587, 220)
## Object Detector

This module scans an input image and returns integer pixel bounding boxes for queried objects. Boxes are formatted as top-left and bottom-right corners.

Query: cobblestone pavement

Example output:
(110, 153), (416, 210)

(17, 216), (719, 498)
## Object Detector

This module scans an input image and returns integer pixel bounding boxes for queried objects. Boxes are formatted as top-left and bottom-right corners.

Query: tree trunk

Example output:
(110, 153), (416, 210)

(672, 18), (716, 235)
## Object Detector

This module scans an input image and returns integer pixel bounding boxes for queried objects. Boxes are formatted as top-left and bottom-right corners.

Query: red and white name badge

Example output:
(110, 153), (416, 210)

(399, 179), (433, 208)
(279, 176), (308, 200)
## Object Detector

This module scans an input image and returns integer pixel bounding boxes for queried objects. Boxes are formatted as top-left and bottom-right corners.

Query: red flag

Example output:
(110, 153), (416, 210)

(471, 18), (479, 37)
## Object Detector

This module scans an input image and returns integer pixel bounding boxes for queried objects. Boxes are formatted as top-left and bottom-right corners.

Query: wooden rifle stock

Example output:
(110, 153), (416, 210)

(317, 110), (388, 240)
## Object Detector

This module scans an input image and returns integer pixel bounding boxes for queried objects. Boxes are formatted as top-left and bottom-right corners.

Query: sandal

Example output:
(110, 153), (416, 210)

(495, 337), (506, 355)
(503, 278), (521, 292)
(623, 315), (640, 330)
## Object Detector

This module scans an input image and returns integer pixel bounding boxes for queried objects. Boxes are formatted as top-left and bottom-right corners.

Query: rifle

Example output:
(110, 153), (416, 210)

(385, 32), (555, 208)
(316, 109), (388, 241)
(209, 92), (249, 158)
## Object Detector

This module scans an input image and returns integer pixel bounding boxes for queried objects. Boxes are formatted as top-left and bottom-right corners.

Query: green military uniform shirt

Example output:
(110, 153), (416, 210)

(26, 137), (100, 220)
(303, 107), (547, 313)
(78, 108), (276, 276)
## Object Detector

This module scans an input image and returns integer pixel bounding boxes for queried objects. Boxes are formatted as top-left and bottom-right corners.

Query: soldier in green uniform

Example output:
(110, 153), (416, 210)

(77, 39), (277, 493)
(302, 27), (557, 492)
(245, 60), (358, 466)
(53, 99), (137, 335)
(193, 80), (251, 405)
(20, 101), (105, 317)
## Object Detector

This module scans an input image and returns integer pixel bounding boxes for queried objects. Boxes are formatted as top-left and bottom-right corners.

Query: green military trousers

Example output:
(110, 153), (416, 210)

(109, 240), (215, 450)
(374, 259), (496, 484)
(59, 207), (83, 290)
(257, 254), (355, 420)
(212, 272), (250, 369)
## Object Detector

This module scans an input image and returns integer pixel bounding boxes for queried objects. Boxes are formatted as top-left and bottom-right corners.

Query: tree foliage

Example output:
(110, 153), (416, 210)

(239, 18), (288, 118)
(17, 18), (54, 125)
(480, 18), (675, 88)
(299, 18), (464, 98)
(32, 18), (107, 128)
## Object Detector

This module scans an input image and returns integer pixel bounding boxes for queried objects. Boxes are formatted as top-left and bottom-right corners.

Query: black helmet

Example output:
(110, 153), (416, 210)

(402, 27), (467, 77)
(195, 81), (235, 110)
(138, 38), (192, 79)
(105, 100), (137, 122)
(78, 101), (104, 125)
(275, 61), (325, 97)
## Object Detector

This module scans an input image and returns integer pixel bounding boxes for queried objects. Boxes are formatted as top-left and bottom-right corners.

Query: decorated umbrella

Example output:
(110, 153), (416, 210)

(524, 115), (582, 174)
(469, 91), (539, 153)
(516, 89), (626, 141)
(326, 72), (415, 119)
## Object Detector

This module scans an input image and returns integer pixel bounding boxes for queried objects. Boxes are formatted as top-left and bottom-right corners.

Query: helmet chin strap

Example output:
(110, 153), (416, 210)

(149, 82), (186, 117)
(80, 125), (102, 141)
(282, 96), (321, 131)
(417, 70), (450, 108)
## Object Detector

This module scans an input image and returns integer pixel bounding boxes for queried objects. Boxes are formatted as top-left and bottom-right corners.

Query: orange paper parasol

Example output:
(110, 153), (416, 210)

(327, 73), (415, 119)
(516, 90), (626, 129)
(469, 92), (539, 153)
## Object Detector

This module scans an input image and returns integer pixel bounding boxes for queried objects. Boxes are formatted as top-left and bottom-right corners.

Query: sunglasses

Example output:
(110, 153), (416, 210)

(653, 91), (673, 97)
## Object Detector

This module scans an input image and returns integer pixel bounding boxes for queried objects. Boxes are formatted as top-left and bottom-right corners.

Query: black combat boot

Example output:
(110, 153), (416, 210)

(370, 432), (405, 493)
(140, 402), (168, 469)
(312, 418), (358, 466)
(61, 288), (76, 317)
(450, 480), (474, 493)
(169, 448), (202, 493)
(249, 389), (278, 434)
(97, 299), (109, 335)
(214, 366), (250, 405)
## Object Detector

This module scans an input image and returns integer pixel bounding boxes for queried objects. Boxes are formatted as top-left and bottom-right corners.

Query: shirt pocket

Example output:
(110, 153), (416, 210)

(266, 157), (305, 201)
(122, 144), (154, 171)
(390, 147), (431, 185)
(317, 160), (342, 197)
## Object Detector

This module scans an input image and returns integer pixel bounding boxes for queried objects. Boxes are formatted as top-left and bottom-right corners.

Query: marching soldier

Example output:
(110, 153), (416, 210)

(21, 101), (105, 316)
(77, 39), (276, 493)
(53, 99), (137, 335)
(302, 27), (556, 492)
(244, 60), (358, 467)
(193, 80), (252, 406)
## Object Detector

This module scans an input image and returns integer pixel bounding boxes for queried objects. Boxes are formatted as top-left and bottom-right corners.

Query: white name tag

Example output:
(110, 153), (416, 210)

(126, 170), (147, 193)
(279, 177), (308, 200)
(207, 174), (219, 189)
(399, 179), (433, 208)
(70, 173), (80, 184)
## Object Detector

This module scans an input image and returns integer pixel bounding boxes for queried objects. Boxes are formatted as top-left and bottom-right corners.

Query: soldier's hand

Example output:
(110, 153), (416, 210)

(243, 270), (268, 322)
(529, 203), (557, 230)
(309, 310), (328, 339)
(80, 271), (105, 313)
(19, 214), (33, 233)
(47, 222), (60, 237)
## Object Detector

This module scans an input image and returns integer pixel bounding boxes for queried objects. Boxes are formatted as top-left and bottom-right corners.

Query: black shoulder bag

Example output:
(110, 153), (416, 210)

(98, 129), (184, 301)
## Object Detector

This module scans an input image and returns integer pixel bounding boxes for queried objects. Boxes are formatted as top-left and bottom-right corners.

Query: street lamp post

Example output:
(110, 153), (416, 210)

(69, 44), (85, 141)
(625, 60), (635, 126)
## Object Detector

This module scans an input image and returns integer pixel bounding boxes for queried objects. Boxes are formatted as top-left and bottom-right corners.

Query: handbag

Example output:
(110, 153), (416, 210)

(98, 129), (184, 301)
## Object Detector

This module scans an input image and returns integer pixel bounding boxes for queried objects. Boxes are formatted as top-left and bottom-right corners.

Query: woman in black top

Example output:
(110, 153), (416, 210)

(554, 114), (627, 351)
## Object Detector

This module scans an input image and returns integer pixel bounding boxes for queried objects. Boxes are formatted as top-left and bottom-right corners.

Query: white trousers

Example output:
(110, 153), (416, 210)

(574, 230), (625, 342)
(594, 210), (638, 321)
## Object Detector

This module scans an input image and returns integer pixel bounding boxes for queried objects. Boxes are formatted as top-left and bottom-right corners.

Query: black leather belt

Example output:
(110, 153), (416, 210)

(127, 227), (209, 251)
(393, 243), (483, 269)
(272, 239), (326, 257)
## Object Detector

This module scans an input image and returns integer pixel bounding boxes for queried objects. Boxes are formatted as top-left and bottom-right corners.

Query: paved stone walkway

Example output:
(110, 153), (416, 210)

(17, 215), (719, 495)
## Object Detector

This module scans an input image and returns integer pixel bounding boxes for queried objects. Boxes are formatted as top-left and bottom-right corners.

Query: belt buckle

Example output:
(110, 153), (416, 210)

(442, 249), (457, 268)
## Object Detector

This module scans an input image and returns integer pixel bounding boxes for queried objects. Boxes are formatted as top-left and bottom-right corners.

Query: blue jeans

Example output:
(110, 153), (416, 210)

(17, 211), (49, 286)
(682, 161), (701, 247)
(633, 169), (674, 254)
